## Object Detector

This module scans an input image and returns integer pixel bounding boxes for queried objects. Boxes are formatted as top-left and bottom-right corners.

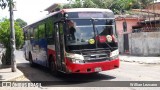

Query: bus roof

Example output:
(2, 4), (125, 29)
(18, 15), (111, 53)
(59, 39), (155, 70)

(23, 8), (113, 29)
(63, 8), (113, 13)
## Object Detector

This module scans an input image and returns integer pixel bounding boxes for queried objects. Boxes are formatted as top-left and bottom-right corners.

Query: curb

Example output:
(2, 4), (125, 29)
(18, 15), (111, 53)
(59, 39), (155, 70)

(120, 59), (160, 64)
(8, 75), (25, 81)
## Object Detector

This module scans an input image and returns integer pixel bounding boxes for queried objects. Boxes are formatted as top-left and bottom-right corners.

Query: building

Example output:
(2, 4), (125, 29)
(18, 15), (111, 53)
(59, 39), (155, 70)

(154, 0), (160, 3)
(117, 2), (160, 56)
(115, 15), (143, 54)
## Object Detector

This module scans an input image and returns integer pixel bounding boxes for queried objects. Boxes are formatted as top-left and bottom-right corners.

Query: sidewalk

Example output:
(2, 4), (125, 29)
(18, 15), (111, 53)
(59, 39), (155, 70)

(0, 65), (24, 81)
(0, 50), (24, 81)
(119, 55), (160, 64)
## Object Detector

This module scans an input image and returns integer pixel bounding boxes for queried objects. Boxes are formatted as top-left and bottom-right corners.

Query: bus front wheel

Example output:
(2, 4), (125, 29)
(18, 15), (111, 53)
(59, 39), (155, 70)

(49, 57), (58, 76)
(29, 53), (35, 67)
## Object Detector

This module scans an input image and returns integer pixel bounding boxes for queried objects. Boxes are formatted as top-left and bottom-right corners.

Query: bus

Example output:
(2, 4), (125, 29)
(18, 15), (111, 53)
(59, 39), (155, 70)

(23, 8), (119, 74)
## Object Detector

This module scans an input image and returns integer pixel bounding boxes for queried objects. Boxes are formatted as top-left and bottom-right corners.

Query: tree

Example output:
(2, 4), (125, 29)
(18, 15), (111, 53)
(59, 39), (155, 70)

(92, 0), (113, 8)
(64, 0), (154, 14)
(71, 0), (83, 8)
(83, 0), (98, 8)
(15, 18), (27, 28)
(0, 18), (24, 65)
(63, 4), (71, 9)
(63, 0), (136, 14)
(139, 0), (154, 9)
(0, 0), (7, 9)
(1, 0), (18, 72)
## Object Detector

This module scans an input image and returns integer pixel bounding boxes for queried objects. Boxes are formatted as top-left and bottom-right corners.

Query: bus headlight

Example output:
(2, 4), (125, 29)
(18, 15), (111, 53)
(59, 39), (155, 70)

(66, 53), (84, 64)
(110, 49), (119, 59)
(71, 59), (85, 64)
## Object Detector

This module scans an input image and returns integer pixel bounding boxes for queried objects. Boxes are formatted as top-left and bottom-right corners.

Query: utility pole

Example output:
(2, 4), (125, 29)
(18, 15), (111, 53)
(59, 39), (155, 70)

(9, 0), (16, 72)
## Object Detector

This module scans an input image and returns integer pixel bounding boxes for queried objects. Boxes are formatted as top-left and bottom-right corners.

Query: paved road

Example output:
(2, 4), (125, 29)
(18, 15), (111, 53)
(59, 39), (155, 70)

(3, 50), (160, 90)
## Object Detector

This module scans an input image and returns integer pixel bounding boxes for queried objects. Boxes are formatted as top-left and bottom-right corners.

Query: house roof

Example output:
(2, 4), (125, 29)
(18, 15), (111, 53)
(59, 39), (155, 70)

(147, 2), (160, 10)
(115, 15), (143, 21)
(132, 9), (160, 15)
(44, 3), (60, 13)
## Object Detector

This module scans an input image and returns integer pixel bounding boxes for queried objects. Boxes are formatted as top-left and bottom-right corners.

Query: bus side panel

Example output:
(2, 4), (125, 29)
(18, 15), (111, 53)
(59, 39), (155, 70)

(30, 39), (38, 62)
(36, 38), (48, 67)
(47, 45), (56, 67)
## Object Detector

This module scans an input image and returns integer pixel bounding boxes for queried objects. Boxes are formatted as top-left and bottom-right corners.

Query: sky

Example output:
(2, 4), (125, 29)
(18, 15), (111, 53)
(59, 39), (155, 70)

(0, 0), (69, 24)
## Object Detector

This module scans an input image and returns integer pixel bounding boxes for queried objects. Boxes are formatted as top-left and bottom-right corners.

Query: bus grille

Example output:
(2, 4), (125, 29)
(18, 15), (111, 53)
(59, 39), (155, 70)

(73, 48), (111, 63)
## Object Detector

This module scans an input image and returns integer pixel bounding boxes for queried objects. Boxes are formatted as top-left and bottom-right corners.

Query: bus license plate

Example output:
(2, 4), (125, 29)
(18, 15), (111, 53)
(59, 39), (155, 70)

(95, 67), (102, 72)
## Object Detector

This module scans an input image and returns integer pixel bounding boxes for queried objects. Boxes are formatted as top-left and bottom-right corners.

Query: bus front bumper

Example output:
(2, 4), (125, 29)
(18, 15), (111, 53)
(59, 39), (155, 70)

(65, 59), (119, 73)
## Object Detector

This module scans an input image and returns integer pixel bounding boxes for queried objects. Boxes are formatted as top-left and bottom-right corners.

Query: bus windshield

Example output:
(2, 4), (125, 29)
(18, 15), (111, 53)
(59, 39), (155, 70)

(66, 19), (115, 46)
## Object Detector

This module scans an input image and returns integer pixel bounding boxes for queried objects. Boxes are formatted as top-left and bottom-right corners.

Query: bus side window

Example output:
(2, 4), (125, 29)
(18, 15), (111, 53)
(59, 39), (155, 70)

(24, 29), (29, 40)
(34, 27), (38, 40)
(27, 30), (29, 40)
(38, 24), (45, 39)
(30, 28), (34, 39)
(46, 18), (54, 45)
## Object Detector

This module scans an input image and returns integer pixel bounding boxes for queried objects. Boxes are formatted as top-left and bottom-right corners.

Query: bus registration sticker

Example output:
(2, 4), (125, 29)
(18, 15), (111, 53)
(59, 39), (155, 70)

(95, 67), (102, 72)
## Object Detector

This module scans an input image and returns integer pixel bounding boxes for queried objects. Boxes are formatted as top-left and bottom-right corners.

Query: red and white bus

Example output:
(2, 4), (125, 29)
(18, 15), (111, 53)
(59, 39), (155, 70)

(23, 8), (119, 74)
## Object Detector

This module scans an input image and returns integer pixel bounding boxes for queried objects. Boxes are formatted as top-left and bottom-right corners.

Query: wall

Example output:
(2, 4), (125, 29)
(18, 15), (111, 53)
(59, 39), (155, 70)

(116, 18), (140, 35)
(118, 34), (124, 54)
(118, 32), (160, 56)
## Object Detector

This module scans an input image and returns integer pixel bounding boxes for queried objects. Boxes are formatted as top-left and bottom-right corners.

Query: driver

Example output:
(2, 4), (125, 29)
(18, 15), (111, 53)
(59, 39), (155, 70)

(68, 20), (76, 40)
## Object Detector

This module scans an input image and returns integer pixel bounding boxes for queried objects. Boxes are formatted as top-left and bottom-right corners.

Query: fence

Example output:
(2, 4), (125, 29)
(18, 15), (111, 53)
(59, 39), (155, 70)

(132, 27), (160, 33)
(118, 31), (160, 56)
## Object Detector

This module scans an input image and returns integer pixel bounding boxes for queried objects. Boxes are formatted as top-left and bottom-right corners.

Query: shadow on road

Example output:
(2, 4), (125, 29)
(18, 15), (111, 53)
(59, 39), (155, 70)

(17, 62), (116, 87)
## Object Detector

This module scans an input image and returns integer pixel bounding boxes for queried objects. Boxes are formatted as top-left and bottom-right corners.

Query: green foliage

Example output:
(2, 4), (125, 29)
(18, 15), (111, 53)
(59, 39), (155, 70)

(0, 18), (24, 65)
(63, 4), (71, 9)
(139, 0), (154, 9)
(0, 18), (24, 49)
(83, 0), (98, 8)
(38, 24), (45, 38)
(15, 18), (27, 28)
(0, 0), (7, 9)
(0, 18), (10, 48)
(63, 0), (154, 14)
(0, 0), (14, 9)
(71, 0), (83, 8)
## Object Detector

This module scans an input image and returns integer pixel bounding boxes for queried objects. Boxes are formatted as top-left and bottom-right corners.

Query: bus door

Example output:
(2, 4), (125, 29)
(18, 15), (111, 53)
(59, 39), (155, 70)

(54, 22), (65, 71)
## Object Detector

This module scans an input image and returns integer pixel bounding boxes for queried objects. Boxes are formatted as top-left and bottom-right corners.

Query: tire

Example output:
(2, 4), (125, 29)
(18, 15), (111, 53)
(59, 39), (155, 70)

(91, 72), (99, 75)
(29, 53), (35, 67)
(49, 57), (58, 76)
